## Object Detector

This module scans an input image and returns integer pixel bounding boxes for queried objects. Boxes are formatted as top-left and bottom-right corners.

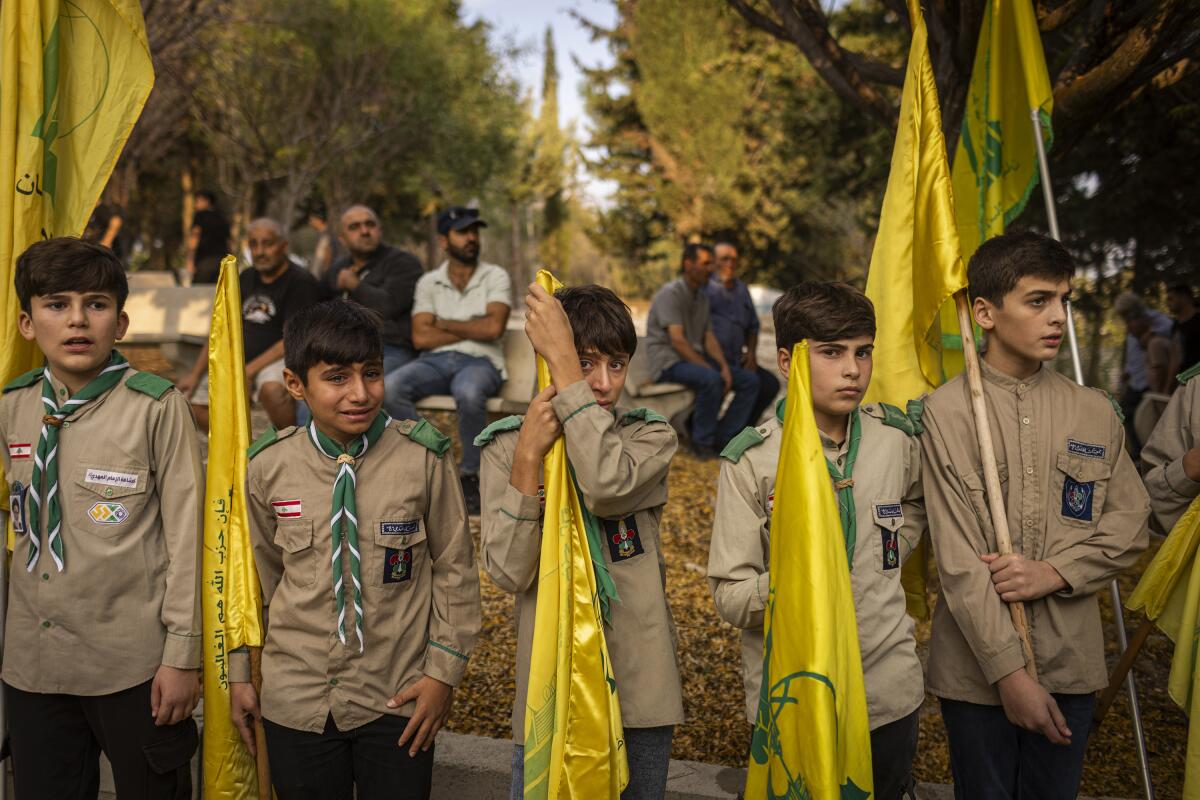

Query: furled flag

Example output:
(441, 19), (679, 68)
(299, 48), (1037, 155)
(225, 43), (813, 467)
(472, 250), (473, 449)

(1127, 495), (1200, 797)
(0, 0), (154, 519)
(863, 0), (967, 619)
(202, 255), (267, 798)
(745, 341), (873, 800)
(522, 269), (628, 799)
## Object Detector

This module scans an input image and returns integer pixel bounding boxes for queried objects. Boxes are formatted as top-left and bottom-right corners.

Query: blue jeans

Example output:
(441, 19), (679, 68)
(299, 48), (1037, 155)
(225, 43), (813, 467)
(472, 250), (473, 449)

(749, 365), (780, 426)
(510, 725), (674, 800)
(383, 344), (417, 376)
(940, 694), (1094, 800)
(383, 350), (503, 475)
(659, 359), (759, 449)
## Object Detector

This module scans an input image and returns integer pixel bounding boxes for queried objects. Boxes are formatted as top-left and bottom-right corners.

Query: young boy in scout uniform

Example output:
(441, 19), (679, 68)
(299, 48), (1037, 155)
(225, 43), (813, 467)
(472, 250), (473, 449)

(228, 300), (480, 799)
(920, 232), (1149, 799)
(2, 238), (203, 798)
(477, 284), (683, 800)
(1141, 360), (1200, 532)
(707, 281), (926, 799)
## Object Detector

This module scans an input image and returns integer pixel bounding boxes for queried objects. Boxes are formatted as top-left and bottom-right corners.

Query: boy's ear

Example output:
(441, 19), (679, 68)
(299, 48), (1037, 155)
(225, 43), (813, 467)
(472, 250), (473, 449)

(16, 310), (35, 342)
(115, 310), (130, 341)
(282, 368), (306, 401)
(972, 296), (997, 331)
(776, 347), (790, 376)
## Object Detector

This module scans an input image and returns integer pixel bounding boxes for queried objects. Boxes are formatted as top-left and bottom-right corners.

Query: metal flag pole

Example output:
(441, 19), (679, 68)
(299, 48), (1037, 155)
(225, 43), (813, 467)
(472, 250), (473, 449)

(0, 518), (8, 800)
(1032, 108), (1155, 800)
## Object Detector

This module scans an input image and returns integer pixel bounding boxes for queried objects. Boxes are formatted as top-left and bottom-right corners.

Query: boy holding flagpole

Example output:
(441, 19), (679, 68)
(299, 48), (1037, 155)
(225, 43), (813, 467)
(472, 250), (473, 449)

(708, 281), (926, 799)
(478, 283), (683, 800)
(920, 232), (1149, 798)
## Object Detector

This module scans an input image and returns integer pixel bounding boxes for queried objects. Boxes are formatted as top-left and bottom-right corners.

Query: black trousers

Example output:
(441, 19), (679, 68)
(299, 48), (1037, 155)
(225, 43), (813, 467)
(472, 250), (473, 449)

(940, 694), (1094, 800)
(871, 709), (920, 800)
(262, 713), (434, 800)
(5, 679), (197, 800)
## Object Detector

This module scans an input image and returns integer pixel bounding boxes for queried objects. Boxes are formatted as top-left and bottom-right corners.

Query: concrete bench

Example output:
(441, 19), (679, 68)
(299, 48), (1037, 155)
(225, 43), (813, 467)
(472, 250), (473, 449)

(122, 285), (215, 375)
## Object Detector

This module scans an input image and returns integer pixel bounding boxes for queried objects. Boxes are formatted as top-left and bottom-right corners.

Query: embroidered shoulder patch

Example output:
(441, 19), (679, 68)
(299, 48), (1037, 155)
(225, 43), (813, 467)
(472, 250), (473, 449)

(125, 371), (174, 400)
(399, 418), (452, 456)
(878, 403), (917, 436)
(720, 426), (769, 463)
(1104, 391), (1125, 423)
(875, 503), (903, 519)
(248, 427), (279, 460)
(2, 368), (43, 394)
(620, 408), (669, 426)
(474, 415), (523, 447)
(1066, 439), (1106, 459)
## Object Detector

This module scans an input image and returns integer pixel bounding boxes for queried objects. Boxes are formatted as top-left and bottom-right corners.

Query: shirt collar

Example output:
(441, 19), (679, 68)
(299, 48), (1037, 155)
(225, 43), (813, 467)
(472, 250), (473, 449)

(980, 358), (1046, 393)
(433, 260), (488, 292)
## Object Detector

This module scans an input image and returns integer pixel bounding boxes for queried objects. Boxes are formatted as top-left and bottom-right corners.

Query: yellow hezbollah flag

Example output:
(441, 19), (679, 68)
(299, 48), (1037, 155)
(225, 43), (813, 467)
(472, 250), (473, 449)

(940, 0), (1053, 376)
(745, 341), (873, 800)
(201, 256), (267, 798)
(1127, 495), (1200, 797)
(523, 269), (628, 799)
(863, 0), (966, 619)
(0, 0), (154, 385)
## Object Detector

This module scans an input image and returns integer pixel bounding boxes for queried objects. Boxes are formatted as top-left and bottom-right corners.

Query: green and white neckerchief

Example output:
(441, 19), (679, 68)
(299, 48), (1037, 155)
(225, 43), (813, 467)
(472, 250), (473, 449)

(27, 351), (130, 572)
(775, 398), (861, 570)
(307, 412), (389, 652)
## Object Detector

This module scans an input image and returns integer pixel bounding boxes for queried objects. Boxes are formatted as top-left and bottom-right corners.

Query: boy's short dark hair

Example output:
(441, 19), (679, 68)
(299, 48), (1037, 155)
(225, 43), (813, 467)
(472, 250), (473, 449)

(555, 285), (637, 358)
(284, 300), (383, 382)
(15, 237), (129, 314)
(773, 282), (875, 354)
(968, 231), (1074, 306)
(196, 189), (218, 207)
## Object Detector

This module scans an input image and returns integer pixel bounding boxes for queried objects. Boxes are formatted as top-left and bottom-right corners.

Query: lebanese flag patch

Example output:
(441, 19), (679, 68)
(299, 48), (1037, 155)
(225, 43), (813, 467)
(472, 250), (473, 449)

(272, 499), (302, 518)
(8, 443), (31, 460)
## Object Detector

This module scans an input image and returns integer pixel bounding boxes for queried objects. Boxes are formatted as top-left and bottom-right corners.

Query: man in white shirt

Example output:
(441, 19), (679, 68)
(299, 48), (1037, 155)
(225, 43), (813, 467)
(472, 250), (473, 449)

(385, 206), (511, 513)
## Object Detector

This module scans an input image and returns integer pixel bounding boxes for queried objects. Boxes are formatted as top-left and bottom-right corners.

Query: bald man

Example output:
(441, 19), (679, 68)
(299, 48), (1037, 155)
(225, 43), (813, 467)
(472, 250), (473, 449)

(324, 204), (425, 375)
(177, 217), (323, 429)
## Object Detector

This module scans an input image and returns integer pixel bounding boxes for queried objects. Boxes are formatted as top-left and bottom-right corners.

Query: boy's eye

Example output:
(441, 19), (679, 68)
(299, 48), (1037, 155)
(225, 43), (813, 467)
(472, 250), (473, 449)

(326, 374), (346, 384)
(856, 348), (872, 359)
(579, 360), (593, 372)
(609, 361), (626, 372)
(364, 368), (382, 380)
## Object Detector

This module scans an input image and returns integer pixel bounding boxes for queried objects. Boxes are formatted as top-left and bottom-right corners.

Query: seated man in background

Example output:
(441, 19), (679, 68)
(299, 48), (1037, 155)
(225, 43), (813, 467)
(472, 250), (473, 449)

(385, 206), (511, 515)
(178, 217), (323, 429)
(705, 242), (779, 425)
(643, 243), (758, 459)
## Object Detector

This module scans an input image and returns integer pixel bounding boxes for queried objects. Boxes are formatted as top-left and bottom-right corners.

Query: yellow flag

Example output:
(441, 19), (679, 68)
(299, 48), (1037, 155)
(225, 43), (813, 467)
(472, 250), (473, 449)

(0, 0), (153, 517)
(863, 0), (967, 619)
(0, 0), (154, 384)
(523, 269), (628, 799)
(746, 342), (872, 799)
(201, 256), (266, 798)
(1126, 495), (1200, 797)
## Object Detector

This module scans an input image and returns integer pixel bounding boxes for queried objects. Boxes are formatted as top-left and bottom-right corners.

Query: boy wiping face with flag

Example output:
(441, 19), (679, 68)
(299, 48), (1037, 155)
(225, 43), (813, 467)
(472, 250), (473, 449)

(708, 281), (927, 798)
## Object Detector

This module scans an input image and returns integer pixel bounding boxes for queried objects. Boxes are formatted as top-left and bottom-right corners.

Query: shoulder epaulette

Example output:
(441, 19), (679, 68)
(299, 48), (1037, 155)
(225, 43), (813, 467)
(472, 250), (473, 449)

(125, 371), (175, 400)
(401, 418), (452, 457)
(620, 407), (669, 426)
(473, 415), (523, 447)
(248, 426), (285, 460)
(1104, 391), (1125, 423)
(720, 425), (768, 463)
(905, 399), (925, 434)
(1178, 362), (1200, 385)
(2, 367), (43, 394)
(869, 402), (918, 436)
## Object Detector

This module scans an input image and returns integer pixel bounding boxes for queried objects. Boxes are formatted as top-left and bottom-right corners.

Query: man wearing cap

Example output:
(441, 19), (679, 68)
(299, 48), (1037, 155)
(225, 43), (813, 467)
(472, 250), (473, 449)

(385, 205), (511, 514)
(324, 204), (425, 376)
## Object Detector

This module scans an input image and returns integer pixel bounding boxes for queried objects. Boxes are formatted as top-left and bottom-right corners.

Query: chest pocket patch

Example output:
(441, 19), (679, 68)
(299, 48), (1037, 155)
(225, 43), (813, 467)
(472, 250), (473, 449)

(603, 516), (644, 562)
(873, 502), (903, 572)
(9, 481), (26, 534)
(383, 547), (414, 583)
(1061, 476), (1095, 521)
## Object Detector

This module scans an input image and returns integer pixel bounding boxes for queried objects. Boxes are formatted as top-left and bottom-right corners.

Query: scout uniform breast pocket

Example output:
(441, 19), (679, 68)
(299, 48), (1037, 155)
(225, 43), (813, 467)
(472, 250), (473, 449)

(273, 507), (317, 588)
(872, 499), (904, 575)
(374, 515), (426, 586)
(1053, 447), (1112, 528)
(72, 464), (150, 539)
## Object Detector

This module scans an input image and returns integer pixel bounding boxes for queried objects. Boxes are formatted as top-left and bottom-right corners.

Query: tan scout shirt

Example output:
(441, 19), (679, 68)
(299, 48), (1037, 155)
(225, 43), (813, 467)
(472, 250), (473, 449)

(230, 419), (481, 733)
(478, 380), (684, 743)
(707, 405), (926, 728)
(1141, 372), (1200, 532)
(921, 362), (1150, 704)
(1, 369), (203, 695)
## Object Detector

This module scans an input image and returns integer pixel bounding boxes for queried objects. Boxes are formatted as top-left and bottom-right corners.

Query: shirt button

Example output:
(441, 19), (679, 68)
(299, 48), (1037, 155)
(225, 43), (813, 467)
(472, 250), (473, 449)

(41, 573), (49, 581)
(105, 488), (113, 497)
(1024, 519), (1033, 527)
(62, 422), (70, 429)
(1018, 383), (1026, 391)
(57, 388), (66, 397)
(41, 620), (51, 628)
(1026, 466), (1034, 475)
(329, 678), (339, 686)
(1021, 417), (1030, 425)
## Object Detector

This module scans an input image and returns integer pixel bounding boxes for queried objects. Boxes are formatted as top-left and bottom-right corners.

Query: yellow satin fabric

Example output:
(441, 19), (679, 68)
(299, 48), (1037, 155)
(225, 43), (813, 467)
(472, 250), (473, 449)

(523, 269), (628, 799)
(745, 342), (873, 800)
(202, 256), (266, 798)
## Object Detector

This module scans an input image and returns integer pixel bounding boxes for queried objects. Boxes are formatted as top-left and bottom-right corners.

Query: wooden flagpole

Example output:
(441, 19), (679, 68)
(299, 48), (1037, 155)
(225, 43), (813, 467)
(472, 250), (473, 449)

(954, 290), (1038, 678)
(250, 647), (271, 798)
